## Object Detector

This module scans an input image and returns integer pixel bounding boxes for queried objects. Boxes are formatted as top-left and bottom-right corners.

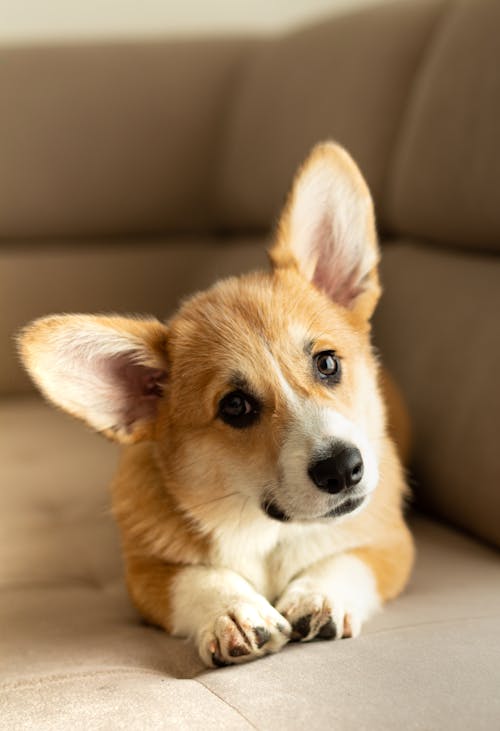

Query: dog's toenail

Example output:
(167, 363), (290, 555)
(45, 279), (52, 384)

(254, 626), (271, 648)
(318, 618), (337, 640)
(211, 653), (230, 667)
(292, 614), (312, 639)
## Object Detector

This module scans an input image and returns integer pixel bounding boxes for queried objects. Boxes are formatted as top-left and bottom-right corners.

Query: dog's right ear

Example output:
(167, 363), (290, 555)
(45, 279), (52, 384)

(18, 314), (168, 443)
(270, 141), (380, 322)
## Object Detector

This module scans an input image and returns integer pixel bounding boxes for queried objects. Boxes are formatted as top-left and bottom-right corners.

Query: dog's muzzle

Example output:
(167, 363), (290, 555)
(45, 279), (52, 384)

(308, 445), (364, 494)
(262, 443), (368, 523)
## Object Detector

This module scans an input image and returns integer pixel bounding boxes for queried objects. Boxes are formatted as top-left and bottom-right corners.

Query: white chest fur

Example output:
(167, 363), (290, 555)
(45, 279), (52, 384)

(207, 498), (361, 602)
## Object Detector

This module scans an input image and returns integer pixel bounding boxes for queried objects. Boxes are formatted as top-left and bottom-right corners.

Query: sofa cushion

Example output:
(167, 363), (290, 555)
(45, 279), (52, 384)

(374, 239), (500, 548)
(0, 39), (255, 238)
(214, 0), (445, 231)
(385, 0), (500, 251)
(1, 398), (499, 729)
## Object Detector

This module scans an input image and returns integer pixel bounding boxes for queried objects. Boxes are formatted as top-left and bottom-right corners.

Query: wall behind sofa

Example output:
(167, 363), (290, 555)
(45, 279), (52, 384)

(1, 0), (414, 42)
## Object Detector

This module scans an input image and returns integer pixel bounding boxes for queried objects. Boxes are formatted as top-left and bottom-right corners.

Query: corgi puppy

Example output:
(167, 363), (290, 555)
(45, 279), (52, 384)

(19, 142), (414, 668)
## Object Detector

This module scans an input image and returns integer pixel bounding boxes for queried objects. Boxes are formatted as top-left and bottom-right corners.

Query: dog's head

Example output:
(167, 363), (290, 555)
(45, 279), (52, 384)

(19, 142), (385, 524)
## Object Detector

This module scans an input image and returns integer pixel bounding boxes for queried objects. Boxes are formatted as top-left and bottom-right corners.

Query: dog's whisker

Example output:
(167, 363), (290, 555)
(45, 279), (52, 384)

(184, 491), (241, 512)
(237, 497), (250, 531)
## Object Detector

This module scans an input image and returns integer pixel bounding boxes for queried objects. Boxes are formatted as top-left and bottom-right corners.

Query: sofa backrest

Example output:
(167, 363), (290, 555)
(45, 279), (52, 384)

(0, 39), (255, 237)
(2, 0), (499, 250)
(384, 0), (500, 251)
(212, 0), (445, 233)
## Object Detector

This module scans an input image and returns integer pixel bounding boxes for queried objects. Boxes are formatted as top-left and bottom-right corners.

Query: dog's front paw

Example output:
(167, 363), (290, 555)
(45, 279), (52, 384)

(275, 589), (361, 642)
(198, 601), (291, 668)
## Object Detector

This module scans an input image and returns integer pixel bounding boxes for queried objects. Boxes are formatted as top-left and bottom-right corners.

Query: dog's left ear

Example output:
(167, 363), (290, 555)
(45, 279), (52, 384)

(18, 314), (168, 443)
(270, 142), (380, 321)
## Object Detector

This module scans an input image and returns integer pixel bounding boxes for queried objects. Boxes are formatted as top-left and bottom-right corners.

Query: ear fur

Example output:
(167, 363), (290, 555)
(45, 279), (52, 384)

(270, 141), (381, 320)
(18, 314), (168, 443)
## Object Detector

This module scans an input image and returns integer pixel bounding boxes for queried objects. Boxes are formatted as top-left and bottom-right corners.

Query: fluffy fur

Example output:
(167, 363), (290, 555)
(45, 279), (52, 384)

(19, 142), (414, 667)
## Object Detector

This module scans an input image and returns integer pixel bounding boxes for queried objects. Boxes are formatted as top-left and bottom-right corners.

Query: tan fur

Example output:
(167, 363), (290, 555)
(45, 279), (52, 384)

(380, 368), (412, 465)
(19, 142), (414, 667)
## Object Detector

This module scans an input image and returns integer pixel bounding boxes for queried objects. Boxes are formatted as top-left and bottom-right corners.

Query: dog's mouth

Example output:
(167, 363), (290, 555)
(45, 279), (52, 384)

(322, 496), (365, 519)
(262, 496), (365, 523)
(262, 499), (291, 522)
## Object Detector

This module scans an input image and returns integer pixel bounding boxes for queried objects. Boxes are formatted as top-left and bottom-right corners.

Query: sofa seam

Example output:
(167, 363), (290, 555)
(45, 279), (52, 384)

(366, 612), (500, 637)
(0, 666), (257, 727)
(380, 0), (454, 231)
(193, 677), (259, 730)
(207, 38), (267, 233)
(2, 615), (499, 694)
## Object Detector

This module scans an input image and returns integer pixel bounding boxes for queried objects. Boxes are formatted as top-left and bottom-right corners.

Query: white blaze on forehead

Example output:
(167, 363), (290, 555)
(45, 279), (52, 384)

(260, 320), (313, 409)
(264, 349), (301, 410)
(288, 321), (310, 346)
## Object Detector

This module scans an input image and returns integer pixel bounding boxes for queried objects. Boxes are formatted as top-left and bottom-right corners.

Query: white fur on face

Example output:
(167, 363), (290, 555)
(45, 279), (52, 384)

(268, 398), (380, 522)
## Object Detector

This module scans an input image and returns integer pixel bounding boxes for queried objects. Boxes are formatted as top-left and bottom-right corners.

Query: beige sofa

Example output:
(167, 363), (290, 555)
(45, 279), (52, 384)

(1, 0), (500, 727)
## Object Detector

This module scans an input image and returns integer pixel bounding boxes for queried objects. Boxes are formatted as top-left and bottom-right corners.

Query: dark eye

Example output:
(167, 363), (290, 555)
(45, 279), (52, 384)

(218, 390), (260, 429)
(314, 351), (341, 383)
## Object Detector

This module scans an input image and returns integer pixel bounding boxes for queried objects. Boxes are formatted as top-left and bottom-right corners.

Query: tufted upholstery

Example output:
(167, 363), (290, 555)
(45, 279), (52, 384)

(1, 0), (499, 727)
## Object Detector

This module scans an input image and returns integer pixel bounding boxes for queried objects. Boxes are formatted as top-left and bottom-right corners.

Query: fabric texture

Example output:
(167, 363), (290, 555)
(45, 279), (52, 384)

(374, 240), (500, 549)
(0, 1), (448, 240)
(385, 0), (500, 250)
(0, 40), (255, 238)
(1, 399), (499, 730)
(213, 0), (445, 231)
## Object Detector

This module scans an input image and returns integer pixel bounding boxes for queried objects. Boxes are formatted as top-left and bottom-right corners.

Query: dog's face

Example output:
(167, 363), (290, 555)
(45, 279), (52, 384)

(19, 142), (383, 525)
(159, 267), (382, 524)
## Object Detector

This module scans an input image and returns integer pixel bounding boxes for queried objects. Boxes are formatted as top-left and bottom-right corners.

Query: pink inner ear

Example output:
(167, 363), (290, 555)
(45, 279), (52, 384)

(107, 354), (167, 431)
(310, 217), (363, 308)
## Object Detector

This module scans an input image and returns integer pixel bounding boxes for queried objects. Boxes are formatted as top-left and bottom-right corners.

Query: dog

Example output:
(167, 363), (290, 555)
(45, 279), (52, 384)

(19, 142), (414, 668)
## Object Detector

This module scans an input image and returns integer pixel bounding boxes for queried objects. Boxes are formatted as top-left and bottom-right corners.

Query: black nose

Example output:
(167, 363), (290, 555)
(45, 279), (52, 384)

(308, 447), (364, 494)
